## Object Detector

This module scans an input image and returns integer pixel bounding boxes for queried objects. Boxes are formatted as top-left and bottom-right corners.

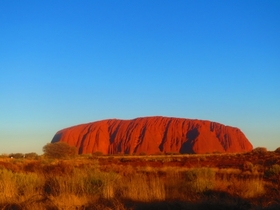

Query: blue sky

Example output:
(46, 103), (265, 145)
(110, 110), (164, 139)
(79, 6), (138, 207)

(1, 0), (279, 154)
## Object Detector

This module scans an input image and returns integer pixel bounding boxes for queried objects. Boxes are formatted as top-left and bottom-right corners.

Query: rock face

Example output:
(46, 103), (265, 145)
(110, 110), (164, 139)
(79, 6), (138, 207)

(51, 116), (253, 154)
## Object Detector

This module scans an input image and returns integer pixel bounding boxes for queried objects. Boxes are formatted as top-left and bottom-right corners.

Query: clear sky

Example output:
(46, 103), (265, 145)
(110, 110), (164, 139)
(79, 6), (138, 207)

(1, 0), (279, 154)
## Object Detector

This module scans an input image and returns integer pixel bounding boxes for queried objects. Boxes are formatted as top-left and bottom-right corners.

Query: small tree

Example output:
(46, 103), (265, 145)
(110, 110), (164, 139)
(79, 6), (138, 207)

(25, 152), (39, 159)
(9, 153), (24, 159)
(275, 147), (280, 153)
(43, 142), (77, 159)
(252, 147), (267, 154)
(0, 154), (9, 158)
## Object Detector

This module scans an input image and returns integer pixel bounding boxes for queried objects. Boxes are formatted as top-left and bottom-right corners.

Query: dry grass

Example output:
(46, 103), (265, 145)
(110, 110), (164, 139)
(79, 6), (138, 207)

(119, 173), (165, 202)
(215, 173), (265, 198)
(0, 152), (279, 209)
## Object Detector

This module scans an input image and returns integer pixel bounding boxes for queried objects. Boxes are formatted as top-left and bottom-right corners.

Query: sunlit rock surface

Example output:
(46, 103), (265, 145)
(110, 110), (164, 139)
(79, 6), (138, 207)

(51, 116), (253, 154)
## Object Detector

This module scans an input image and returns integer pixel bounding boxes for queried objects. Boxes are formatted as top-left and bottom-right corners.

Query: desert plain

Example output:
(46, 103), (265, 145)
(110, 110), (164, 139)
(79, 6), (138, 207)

(0, 147), (280, 210)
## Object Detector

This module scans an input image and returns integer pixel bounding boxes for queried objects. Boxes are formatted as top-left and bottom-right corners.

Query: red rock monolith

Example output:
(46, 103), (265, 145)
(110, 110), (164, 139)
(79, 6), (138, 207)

(51, 116), (253, 154)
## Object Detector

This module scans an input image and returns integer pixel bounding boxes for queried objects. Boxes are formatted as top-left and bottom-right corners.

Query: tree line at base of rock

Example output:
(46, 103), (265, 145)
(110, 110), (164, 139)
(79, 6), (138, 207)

(3, 143), (280, 160)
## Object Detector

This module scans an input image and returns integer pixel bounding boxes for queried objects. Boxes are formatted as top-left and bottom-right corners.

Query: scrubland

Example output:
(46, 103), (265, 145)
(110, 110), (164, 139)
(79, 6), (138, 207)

(0, 149), (280, 210)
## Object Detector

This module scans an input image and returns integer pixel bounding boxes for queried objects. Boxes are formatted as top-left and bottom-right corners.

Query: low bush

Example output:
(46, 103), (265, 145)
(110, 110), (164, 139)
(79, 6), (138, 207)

(92, 151), (104, 156)
(252, 147), (267, 154)
(0, 154), (9, 159)
(184, 167), (215, 193)
(243, 161), (253, 172)
(265, 164), (280, 177)
(24, 152), (39, 159)
(275, 147), (280, 153)
(9, 153), (24, 159)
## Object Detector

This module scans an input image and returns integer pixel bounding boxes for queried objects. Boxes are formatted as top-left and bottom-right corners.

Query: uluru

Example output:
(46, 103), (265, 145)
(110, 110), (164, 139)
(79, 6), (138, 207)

(51, 116), (253, 155)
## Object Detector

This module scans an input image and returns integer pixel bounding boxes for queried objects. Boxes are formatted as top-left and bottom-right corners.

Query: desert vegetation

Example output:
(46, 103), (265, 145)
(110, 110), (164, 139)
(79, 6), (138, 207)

(0, 146), (280, 209)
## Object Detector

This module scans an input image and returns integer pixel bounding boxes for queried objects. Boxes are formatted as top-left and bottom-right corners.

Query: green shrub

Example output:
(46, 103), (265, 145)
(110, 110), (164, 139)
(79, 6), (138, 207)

(184, 167), (215, 193)
(15, 172), (44, 197)
(265, 164), (280, 177)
